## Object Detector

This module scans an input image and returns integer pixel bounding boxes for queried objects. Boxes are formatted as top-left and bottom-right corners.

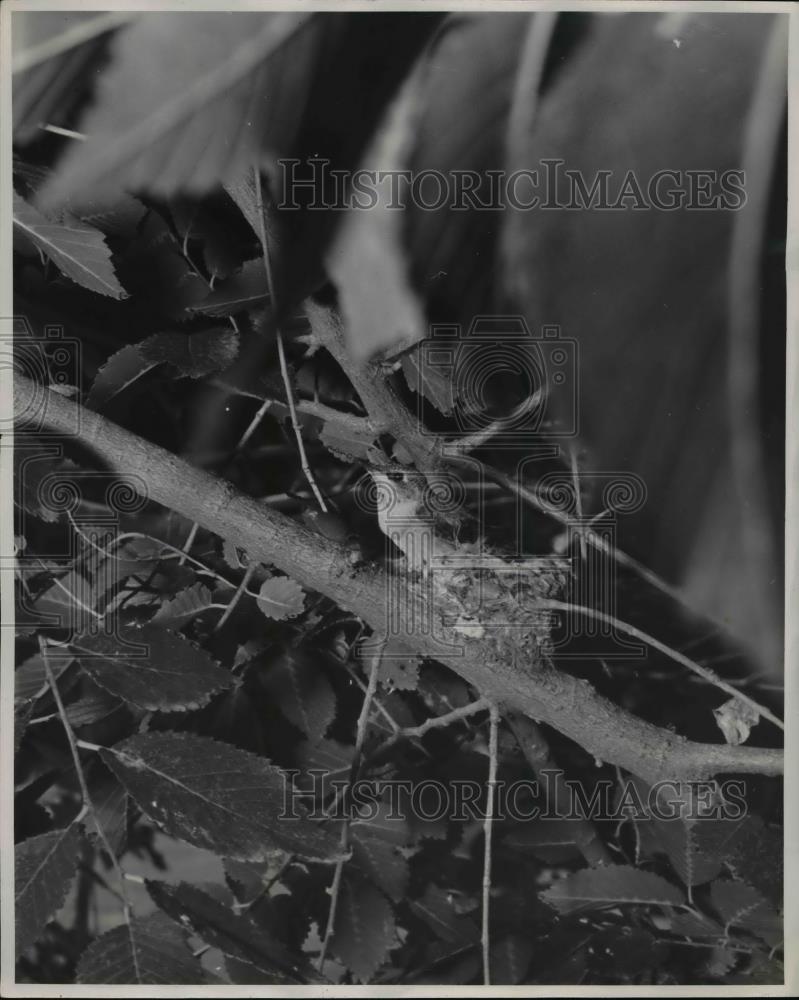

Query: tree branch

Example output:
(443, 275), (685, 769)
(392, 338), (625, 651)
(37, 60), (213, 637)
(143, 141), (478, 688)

(15, 374), (783, 785)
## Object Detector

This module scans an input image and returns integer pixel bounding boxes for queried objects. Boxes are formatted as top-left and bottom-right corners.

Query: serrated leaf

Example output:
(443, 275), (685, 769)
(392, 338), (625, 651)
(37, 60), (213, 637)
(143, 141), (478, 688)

(260, 651), (334, 742)
(319, 420), (378, 464)
(331, 876), (396, 983)
(401, 344), (455, 416)
(379, 654), (420, 692)
(256, 577), (305, 621)
(88, 328), (239, 407)
(13, 191), (127, 298)
(188, 259), (268, 316)
(100, 732), (342, 862)
(76, 911), (205, 984)
(150, 582), (215, 627)
(710, 880), (782, 947)
(541, 865), (684, 914)
(71, 624), (232, 711)
(15, 823), (83, 957)
(38, 13), (312, 210)
(15, 700), (35, 753)
(631, 777), (724, 887)
(146, 880), (324, 984)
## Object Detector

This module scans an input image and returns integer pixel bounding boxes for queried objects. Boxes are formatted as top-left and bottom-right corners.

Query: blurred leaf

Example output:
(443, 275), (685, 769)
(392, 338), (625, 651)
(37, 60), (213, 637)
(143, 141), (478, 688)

(15, 823), (83, 957)
(541, 865), (683, 915)
(75, 911), (205, 984)
(38, 13), (313, 210)
(255, 577), (305, 621)
(331, 876), (396, 983)
(501, 12), (782, 672)
(12, 11), (128, 144)
(101, 732), (343, 861)
(405, 12), (530, 327)
(13, 191), (127, 299)
(72, 624), (233, 711)
(327, 73), (427, 361)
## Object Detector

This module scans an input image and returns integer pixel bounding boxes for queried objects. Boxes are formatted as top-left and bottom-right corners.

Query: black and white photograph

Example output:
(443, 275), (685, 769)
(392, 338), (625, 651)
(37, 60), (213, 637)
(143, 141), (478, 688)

(1, 1), (792, 992)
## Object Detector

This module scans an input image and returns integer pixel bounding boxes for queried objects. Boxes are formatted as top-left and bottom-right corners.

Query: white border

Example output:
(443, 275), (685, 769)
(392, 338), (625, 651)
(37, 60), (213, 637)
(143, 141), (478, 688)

(0, 2), (794, 997)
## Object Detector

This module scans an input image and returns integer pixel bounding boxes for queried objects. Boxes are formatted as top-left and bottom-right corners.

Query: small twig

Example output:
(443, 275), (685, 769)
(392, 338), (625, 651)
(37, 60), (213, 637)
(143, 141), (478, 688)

(317, 639), (386, 974)
(213, 563), (255, 633)
(350, 639), (387, 783)
(482, 702), (500, 986)
(39, 638), (133, 925)
(355, 696), (494, 775)
(316, 823), (349, 975)
(569, 447), (588, 562)
(178, 521), (199, 566)
(541, 599), (783, 731)
(342, 662), (400, 735)
(253, 165), (327, 511)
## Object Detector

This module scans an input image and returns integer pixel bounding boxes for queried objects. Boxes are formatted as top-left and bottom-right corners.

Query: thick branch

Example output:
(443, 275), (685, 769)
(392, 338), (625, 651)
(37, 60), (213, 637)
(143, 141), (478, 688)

(15, 375), (783, 784)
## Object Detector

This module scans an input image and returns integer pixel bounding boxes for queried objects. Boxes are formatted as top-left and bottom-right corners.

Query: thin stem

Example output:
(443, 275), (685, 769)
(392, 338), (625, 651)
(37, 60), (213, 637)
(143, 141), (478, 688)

(368, 697), (492, 765)
(482, 702), (500, 986)
(343, 662), (400, 735)
(39, 638), (132, 924)
(316, 823), (349, 974)
(541, 599), (783, 731)
(253, 165), (327, 511)
(178, 521), (199, 565)
(317, 639), (386, 974)
(350, 639), (387, 784)
(213, 563), (255, 633)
